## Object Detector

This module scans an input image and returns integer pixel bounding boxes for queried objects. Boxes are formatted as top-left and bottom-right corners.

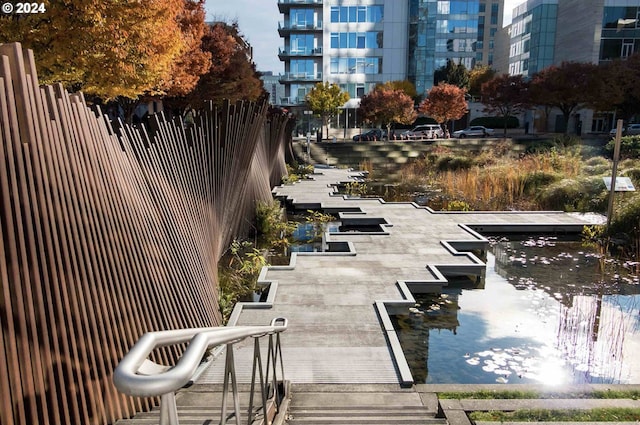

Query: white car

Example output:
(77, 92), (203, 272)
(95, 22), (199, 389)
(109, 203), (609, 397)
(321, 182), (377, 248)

(401, 124), (444, 140)
(452, 126), (494, 138)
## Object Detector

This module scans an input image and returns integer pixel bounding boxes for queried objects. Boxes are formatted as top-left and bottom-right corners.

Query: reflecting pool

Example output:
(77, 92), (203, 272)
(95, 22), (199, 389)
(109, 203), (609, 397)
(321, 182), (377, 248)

(392, 236), (640, 385)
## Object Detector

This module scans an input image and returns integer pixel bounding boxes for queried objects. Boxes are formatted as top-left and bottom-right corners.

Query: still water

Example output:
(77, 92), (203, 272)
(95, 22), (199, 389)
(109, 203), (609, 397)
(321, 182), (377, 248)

(392, 236), (640, 385)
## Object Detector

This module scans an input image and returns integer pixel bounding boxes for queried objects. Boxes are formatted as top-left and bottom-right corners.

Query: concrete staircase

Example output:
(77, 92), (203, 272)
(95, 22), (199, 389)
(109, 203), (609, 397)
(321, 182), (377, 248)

(284, 384), (448, 425)
(294, 139), (524, 175)
(116, 384), (288, 425)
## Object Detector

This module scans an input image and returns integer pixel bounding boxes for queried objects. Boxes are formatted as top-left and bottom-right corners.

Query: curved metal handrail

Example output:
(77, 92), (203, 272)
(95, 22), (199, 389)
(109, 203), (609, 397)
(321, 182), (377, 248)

(113, 318), (288, 397)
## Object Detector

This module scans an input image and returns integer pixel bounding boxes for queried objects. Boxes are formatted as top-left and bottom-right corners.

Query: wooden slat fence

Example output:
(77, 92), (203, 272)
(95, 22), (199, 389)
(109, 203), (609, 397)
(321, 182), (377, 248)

(0, 42), (291, 425)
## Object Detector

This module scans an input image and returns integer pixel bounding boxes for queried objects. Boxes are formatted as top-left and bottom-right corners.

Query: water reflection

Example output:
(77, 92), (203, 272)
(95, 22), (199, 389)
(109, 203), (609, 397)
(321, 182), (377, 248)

(392, 236), (640, 385)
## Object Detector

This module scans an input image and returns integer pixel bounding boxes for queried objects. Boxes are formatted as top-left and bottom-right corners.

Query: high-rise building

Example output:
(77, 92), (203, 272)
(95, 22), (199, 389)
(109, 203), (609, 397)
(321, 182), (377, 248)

(505, 0), (640, 76)
(277, 0), (503, 107)
(502, 0), (640, 132)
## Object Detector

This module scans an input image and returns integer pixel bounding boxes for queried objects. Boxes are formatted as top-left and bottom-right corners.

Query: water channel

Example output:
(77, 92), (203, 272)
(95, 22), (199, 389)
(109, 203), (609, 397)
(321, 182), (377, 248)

(392, 236), (640, 385)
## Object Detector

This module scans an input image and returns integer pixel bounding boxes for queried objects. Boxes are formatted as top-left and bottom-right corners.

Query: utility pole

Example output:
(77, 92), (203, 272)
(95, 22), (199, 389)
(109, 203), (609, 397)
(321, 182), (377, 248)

(606, 119), (624, 229)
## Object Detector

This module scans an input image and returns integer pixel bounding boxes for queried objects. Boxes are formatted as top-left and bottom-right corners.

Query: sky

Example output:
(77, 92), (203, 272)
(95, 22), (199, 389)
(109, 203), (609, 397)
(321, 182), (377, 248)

(204, 0), (523, 75)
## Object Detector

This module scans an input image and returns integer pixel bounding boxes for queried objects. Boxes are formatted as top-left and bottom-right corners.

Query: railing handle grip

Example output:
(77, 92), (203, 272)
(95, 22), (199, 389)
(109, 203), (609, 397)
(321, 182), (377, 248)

(271, 317), (288, 328)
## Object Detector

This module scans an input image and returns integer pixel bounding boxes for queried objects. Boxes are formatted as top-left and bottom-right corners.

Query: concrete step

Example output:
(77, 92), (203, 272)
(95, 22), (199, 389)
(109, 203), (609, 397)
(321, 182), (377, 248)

(284, 385), (446, 425)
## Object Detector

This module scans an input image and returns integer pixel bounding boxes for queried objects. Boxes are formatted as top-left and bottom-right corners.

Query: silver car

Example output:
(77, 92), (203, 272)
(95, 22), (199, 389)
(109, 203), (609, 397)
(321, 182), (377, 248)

(452, 126), (494, 138)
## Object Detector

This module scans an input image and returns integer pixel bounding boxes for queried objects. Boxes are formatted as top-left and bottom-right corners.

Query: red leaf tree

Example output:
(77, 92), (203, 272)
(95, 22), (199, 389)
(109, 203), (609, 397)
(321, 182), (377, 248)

(418, 82), (468, 138)
(359, 84), (417, 139)
(481, 74), (530, 137)
(528, 62), (598, 133)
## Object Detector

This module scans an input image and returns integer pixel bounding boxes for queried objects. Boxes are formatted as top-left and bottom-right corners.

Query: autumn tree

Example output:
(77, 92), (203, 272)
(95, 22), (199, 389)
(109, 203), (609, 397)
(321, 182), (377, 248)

(469, 65), (496, 99)
(597, 54), (640, 122)
(359, 85), (417, 138)
(0, 1), (186, 100)
(418, 83), (468, 138)
(386, 80), (418, 100)
(528, 62), (598, 133)
(159, 0), (212, 101)
(305, 82), (350, 139)
(481, 74), (530, 137)
(188, 22), (266, 108)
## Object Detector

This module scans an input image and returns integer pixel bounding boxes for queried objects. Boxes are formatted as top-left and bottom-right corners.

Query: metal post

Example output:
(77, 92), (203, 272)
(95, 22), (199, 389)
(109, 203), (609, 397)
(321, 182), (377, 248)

(607, 119), (624, 230)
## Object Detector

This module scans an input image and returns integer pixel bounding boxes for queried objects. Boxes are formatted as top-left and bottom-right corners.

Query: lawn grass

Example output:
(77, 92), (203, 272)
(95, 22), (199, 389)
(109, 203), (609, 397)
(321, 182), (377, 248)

(469, 408), (640, 422)
(438, 390), (640, 400)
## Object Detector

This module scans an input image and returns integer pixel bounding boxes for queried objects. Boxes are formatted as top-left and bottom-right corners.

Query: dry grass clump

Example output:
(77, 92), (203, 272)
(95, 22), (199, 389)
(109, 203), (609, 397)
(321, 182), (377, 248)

(435, 150), (582, 210)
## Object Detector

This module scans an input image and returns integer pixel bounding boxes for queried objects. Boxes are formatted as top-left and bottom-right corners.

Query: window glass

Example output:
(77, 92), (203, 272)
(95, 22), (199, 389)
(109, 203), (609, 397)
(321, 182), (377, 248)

(291, 9), (313, 27)
(479, 3), (485, 13)
(331, 33), (339, 49)
(357, 33), (366, 49)
(438, 1), (450, 14)
(340, 6), (348, 22)
(602, 6), (638, 29)
(368, 5), (384, 22)
(357, 6), (366, 22)
(340, 33), (347, 48)
(349, 6), (357, 22)
(331, 7), (339, 23)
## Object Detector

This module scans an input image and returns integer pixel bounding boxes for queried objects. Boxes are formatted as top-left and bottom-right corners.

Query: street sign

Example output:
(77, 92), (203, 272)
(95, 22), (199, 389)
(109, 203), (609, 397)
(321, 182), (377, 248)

(603, 176), (636, 191)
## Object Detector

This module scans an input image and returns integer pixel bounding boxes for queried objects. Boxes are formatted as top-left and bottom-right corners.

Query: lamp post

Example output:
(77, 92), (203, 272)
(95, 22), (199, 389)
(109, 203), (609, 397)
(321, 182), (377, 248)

(303, 110), (313, 162)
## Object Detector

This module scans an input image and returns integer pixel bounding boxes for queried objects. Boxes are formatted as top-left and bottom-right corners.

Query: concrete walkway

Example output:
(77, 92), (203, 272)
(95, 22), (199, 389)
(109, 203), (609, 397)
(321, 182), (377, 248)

(198, 167), (598, 388)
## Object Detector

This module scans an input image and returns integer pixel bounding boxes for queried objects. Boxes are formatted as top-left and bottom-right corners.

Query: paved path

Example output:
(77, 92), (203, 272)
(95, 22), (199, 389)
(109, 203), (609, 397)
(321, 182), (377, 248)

(198, 167), (598, 387)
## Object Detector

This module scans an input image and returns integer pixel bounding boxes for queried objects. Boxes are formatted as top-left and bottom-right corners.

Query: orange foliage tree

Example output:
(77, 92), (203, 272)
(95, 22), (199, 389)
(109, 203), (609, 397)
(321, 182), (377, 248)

(0, 0), (213, 120)
(418, 83), (468, 138)
(188, 22), (266, 108)
(359, 83), (417, 139)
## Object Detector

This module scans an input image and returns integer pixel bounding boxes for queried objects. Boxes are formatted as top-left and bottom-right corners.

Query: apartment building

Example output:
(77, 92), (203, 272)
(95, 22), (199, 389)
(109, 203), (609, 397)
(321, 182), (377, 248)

(503, 0), (640, 132)
(277, 0), (503, 107)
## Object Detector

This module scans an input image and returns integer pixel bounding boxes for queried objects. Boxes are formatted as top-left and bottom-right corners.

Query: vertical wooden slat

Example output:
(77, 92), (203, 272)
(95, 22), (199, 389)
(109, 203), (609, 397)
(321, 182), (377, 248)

(0, 42), (290, 425)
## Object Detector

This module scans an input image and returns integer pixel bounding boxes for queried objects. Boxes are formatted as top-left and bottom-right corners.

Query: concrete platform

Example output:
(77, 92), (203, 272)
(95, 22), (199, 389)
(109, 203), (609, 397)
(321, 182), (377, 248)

(198, 167), (599, 387)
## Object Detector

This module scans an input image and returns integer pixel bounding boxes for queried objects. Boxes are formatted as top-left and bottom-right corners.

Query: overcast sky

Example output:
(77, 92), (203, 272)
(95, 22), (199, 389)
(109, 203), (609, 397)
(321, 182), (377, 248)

(204, 0), (523, 74)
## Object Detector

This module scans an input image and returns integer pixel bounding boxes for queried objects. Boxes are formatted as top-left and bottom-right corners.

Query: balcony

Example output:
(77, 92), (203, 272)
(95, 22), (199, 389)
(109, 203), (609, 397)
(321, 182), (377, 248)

(278, 21), (323, 36)
(279, 96), (307, 106)
(278, 0), (323, 13)
(278, 72), (323, 83)
(278, 47), (323, 60)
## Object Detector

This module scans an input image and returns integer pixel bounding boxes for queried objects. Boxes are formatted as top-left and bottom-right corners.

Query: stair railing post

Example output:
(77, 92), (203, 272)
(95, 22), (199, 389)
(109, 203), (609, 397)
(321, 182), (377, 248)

(220, 343), (242, 425)
(248, 337), (268, 425)
(159, 392), (179, 425)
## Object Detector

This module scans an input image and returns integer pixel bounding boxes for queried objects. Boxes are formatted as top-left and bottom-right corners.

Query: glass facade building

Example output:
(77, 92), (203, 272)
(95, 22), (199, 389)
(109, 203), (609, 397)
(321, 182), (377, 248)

(408, 1), (487, 95)
(507, 0), (557, 77)
(278, 0), (502, 106)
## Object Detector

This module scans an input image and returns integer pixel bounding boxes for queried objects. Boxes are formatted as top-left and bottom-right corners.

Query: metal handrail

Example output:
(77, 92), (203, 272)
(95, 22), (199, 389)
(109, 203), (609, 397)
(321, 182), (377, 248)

(113, 318), (288, 425)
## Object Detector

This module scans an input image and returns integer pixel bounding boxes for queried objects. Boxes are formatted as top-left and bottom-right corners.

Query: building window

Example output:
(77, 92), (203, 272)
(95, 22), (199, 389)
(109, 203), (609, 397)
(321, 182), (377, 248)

(330, 5), (383, 23)
(479, 3), (486, 13)
(622, 39), (635, 57)
(291, 34), (315, 54)
(330, 32), (382, 49)
(330, 57), (382, 74)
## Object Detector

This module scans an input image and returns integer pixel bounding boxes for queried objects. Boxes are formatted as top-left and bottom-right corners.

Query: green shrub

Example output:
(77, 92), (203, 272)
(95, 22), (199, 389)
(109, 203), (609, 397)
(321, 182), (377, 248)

(552, 134), (581, 148)
(523, 171), (560, 194)
(436, 155), (474, 171)
(537, 177), (607, 212)
(623, 167), (640, 188)
(610, 192), (640, 235)
(583, 156), (611, 176)
(604, 135), (640, 159)
(470, 116), (519, 129)
(446, 200), (472, 211)
(524, 139), (557, 154)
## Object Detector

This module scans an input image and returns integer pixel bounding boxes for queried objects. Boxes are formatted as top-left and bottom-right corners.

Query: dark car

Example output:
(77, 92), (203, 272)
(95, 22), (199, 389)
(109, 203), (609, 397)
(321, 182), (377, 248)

(353, 129), (386, 141)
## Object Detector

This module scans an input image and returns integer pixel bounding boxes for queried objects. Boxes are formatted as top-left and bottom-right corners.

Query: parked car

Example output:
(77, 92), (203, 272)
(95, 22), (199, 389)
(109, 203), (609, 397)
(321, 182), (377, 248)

(452, 126), (494, 138)
(609, 124), (640, 137)
(400, 124), (444, 140)
(353, 129), (386, 141)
